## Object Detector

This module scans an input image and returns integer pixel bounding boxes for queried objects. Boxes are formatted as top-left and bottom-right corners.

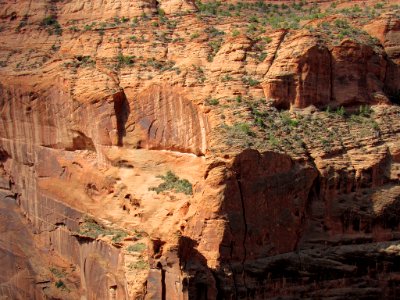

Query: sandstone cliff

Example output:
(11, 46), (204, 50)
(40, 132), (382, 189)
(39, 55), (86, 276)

(0, 0), (400, 299)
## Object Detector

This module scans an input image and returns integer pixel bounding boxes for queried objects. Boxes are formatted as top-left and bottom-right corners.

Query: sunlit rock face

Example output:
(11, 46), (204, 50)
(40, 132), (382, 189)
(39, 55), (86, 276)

(1, 0), (400, 299)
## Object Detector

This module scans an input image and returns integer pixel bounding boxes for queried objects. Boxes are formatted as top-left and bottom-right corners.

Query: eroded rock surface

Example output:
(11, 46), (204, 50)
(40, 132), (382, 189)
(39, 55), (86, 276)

(1, 0), (400, 299)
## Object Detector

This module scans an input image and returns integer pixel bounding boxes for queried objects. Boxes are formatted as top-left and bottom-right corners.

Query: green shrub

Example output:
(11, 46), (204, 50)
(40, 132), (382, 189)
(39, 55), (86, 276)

(127, 243), (146, 253)
(280, 113), (299, 127)
(358, 105), (372, 117)
(77, 218), (105, 239)
(221, 74), (233, 81)
(190, 32), (200, 40)
(206, 98), (219, 105)
(194, 65), (205, 83)
(16, 14), (28, 32)
(41, 15), (58, 26)
(77, 216), (128, 241)
(128, 260), (148, 270)
(41, 15), (62, 35)
(51, 44), (60, 51)
(335, 106), (346, 117)
(257, 52), (268, 62)
(207, 39), (223, 61)
(263, 36), (272, 43)
(111, 230), (128, 243)
(205, 26), (225, 38)
(233, 123), (255, 136)
(69, 26), (80, 32)
(196, 0), (222, 15)
(55, 280), (65, 289)
(149, 171), (193, 195)
(232, 29), (240, 37)
(50, 267), (66, 278)
(117, 53), (134, 67)
(242, 76), (260, 86)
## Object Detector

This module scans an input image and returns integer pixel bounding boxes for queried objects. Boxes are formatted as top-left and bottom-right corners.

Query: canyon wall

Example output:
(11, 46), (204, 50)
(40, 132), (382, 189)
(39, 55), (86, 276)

(0, 0), (400, 299)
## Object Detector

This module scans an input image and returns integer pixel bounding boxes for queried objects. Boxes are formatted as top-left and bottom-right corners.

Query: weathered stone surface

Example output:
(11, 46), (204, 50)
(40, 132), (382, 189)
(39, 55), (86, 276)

(128, 84), (209, 155)
(0, 0), (400, 299)
(263, 33), (391, 109)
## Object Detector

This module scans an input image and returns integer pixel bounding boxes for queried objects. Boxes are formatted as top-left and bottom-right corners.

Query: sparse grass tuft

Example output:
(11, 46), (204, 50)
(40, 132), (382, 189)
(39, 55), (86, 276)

(127, 243), (146, 253)
(128, 259), (148, 270)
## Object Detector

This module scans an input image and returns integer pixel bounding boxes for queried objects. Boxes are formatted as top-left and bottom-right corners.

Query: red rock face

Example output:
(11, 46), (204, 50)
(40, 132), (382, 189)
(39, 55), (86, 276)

(262, 34), (332, 109)
(129, 84), (209, 155)
(367, 14), (400, 99)
(1, 0), (400, 299)
(263, 34), (392, 109)
(331, 40), (387, 106)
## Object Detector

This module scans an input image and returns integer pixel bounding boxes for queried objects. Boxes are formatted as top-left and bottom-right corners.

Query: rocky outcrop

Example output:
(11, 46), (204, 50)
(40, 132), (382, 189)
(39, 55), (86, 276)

(365, 13), (400, 101)
(180, 142), (400, 299)
(262, 32), (391, 109)
(1, 0), (400, 299)
(128, 84), (209, 155)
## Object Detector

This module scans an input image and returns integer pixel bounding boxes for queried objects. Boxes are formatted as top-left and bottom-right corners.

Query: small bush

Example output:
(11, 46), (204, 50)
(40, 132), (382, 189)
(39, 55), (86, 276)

(196, 0), (222, 15)
(111, 230), (128, 243)
(77, 218), (105, 239)
(41, 15), (62, 36)
(16, 14), (29, 32)
(233, 123), (255, 136)
(77, 216), (128, 241)
(50, 267), (66, 278)
(117, 53), (134, 67)
(42, 15), (58, 26)
(55, 280), (65, 289)
(281, 113), (299, 127)
(128, 260), (148, 270)
(358, 105), (372, 117)
(221, 74), (233, 82)
(190, 32), (200, 40)
(149, 171), (193, 195)
(206, 98), (219, 106)
(207, 39), (223, 61)
(257, 52), (268, 62)
(232, 29), (240, 37)
(69, 26), (80, 32)
(335, 106), (346, 117)
(64, 55), (95, 68)
(242, 76), (260, 86)
(127, 243), (146, 253)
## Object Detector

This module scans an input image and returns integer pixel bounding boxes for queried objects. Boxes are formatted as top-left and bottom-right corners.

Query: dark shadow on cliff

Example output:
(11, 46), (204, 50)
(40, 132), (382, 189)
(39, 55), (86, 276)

(113, 90), (130, 146)
(385, 57), (400, 105)
(178, 236), (215, 300)
(208, 147), (400, 299)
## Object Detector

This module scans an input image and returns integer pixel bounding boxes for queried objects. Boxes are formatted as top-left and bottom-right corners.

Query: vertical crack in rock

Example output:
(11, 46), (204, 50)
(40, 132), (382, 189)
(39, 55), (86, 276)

(236, 175), (249, 297)
(113, 90), (130, 146)
(161, 266), (166, 300)
(228, 240), (239, 298)
(329, 50), (334, 104)
(265, 29), (288, 76)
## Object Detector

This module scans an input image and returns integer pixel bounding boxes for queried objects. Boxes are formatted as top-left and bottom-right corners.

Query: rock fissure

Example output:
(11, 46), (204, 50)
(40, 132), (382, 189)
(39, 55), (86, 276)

(236, 175), (249, 297)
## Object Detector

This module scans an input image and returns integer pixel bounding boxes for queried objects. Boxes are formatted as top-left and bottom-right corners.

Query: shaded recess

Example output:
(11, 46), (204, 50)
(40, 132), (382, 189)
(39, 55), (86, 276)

(113, 90), (130, 146)
(67, 130), (96, 151)
(132, 84), (208, 155)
